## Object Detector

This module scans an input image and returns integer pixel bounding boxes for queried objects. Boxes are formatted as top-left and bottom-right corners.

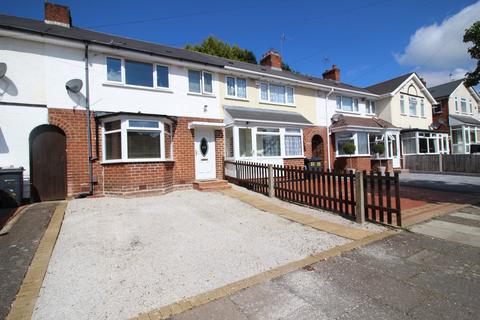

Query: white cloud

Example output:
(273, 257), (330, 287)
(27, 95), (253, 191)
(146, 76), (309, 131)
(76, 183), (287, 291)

(395, 1), (480, 69)
(417, 68), (469, 87)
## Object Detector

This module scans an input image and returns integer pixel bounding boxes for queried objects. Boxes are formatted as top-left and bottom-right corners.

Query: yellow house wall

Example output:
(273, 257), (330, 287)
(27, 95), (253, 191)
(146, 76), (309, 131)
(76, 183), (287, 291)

(449, 83), (480, 118)
(218, 74), (318, 124)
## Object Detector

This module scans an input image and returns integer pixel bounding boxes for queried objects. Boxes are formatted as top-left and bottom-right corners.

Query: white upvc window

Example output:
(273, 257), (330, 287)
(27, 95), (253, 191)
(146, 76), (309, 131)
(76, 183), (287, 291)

(336, 132), (369, 156)
(469, 100), (473, 114)
(105, 57), (170, 89)
(188, 69), (213, 94)
(284, 128), (303, 156)
(366, 100), (376, 115)
(455, 97), (459, 112)
(461, 98), (468, 113)
(409, 97), (417, 116)
(259, 82), (295, 105)
(226, 76), (247, 99)
(256, 128), (281, 157)
(420, 100), (425, 117)
(102, 117), (173, 163)
(402, 131), (448, 155)
(336, 96), (359, 113)
(400, 95), (406, 114)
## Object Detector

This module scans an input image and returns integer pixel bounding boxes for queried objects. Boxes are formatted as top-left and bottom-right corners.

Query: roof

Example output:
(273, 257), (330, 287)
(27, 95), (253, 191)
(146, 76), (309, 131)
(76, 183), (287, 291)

(224, 106), (312, 125)
(365, 73), (413, 95)
(428, 79), (464, 99)
(331, 115), (397, 130)
(449, 114), (480, 126)
(0, 14), (373, 95)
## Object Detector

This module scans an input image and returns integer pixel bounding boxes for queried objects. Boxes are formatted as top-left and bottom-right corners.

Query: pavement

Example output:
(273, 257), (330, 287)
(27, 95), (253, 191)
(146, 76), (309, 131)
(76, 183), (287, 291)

(0, 202), (57, 320)
(171, 206), (480, 320)
(32, 190), (374, 320)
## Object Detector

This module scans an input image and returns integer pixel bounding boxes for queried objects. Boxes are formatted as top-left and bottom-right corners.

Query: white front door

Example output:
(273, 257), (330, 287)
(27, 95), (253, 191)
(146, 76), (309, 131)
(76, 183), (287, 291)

(194, 128), (216, 180)
(388, 133), (401, 168)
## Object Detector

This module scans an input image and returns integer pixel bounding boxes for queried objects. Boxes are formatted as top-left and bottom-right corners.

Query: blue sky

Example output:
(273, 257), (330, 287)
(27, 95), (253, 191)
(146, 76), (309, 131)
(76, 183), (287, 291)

(2, 0), (479, 88)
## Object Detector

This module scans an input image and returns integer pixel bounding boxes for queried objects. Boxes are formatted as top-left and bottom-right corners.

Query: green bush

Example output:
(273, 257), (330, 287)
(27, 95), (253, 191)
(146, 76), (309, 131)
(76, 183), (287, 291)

(342, 142), (356, 155)
(371, 143), (385, 155)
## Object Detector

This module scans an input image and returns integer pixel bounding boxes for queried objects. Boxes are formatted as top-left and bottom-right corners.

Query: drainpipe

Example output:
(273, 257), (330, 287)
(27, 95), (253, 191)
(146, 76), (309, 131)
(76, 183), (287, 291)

(325, 88), (334, 170)
(85, 43), (94, 195)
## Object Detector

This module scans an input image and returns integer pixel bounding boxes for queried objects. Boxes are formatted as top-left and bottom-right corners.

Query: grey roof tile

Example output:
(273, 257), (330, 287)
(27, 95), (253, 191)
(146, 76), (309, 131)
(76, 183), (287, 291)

(428, 79), (464, 99)
(364, 73), (414, 95)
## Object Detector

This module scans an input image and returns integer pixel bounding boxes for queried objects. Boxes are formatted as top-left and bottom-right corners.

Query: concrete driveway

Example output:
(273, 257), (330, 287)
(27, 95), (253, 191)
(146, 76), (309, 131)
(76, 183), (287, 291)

(32, 190), (351, 320)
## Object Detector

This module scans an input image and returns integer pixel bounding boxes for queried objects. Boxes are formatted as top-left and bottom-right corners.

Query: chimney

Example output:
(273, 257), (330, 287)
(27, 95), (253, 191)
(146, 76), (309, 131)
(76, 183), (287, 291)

(260, 50), (282, 71)
(44, 2), (72, 28)
(419, 77), (427, 87)
(322, 64), (340, 82)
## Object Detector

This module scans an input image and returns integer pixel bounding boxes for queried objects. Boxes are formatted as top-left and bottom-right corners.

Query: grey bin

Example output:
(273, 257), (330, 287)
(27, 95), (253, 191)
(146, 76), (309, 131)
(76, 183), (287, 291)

(0, 167), (24, 208)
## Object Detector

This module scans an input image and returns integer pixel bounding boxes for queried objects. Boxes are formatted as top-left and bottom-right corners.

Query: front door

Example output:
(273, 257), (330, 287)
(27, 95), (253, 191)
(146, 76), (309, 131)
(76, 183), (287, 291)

(388, 133), (401, 168)
(194, 128), (216, 180)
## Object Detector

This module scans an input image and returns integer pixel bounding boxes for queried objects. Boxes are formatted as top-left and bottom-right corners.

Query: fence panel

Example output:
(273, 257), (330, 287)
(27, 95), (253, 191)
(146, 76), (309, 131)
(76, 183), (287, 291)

(363, 171), (402, 226)
(404, 154), (480, 173)
(224, 161), (401, 226)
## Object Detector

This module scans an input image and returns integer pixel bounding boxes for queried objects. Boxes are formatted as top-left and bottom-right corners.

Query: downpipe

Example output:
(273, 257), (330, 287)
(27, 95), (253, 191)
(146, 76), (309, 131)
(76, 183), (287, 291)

(325, 88), (334, 170)
(85, 43), (94, 195)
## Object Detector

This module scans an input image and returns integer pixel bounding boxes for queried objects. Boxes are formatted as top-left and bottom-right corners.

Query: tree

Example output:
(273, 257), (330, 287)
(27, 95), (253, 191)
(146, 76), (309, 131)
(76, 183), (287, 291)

(342, 142), (356, 170)
(371, 143), (385, 167)
(464, 21), (480, 87)
(185, 36), (257, 64)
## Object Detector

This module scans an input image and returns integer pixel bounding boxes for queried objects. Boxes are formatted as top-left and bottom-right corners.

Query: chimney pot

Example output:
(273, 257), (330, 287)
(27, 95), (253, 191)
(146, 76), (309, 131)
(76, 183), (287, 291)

(44, 2), (71, 28)
(260, 50), (282, 71)
(322, 64), (340, 81)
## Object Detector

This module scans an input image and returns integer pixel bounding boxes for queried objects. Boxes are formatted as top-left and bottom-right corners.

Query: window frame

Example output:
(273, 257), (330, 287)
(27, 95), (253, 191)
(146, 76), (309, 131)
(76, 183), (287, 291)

(335, 131), (371, 157)
(366, 100), (376, 115)
(259, 82), (295, 106)
(188, 69), (214, 95)
(400, 95), (406, 115)
(101, 116), (173, 163)
(105, 56), (171, 90)
(225, 76), (248, 100)
(408, 97), (418, 117)
(336, 95), (359, 113)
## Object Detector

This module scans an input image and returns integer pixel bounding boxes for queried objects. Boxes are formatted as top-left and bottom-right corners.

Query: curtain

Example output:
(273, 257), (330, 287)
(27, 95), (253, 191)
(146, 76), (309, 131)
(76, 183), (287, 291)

(285, 135), (302, 156)
(256, 134), (280, 156)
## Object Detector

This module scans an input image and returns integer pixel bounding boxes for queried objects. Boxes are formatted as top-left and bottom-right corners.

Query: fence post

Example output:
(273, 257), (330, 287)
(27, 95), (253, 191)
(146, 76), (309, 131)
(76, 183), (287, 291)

(439, 153), (443, 172)
(268, 164), (275, 198)
(355, 171), (365, 224)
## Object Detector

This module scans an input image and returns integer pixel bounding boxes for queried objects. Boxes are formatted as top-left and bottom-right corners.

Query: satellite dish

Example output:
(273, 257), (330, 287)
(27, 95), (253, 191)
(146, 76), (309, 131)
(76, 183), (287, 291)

(0, 63), (6, 78)
(331, 113), (342, 123)
(65, 79), (83, 93)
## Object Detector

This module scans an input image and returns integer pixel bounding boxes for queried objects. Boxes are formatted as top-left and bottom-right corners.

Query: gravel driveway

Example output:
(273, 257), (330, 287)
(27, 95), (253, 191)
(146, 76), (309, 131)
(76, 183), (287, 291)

(33, 190), (350, 320)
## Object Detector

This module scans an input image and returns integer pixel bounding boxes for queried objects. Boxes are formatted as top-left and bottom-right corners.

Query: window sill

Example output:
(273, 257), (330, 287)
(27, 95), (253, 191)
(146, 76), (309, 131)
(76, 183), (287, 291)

(225, 96), (249, 102)
(335, 154), (371, 158)
(101, 159), (174, 165)
(188, 92), (216, 98)
(335, 110), (361, 115)
(259, 101), (296, 108)
(103, 82), (173, 93)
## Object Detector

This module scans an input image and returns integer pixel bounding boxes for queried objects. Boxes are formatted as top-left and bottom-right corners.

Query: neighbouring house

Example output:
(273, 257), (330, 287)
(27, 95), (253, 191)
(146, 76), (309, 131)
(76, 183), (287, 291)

(365, 73), (449, 167)
(428, 79), (480, 154)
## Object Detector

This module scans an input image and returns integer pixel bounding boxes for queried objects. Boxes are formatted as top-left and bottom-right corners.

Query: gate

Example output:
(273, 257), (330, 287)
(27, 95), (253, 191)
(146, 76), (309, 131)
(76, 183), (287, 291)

(29, 125), (67, 201)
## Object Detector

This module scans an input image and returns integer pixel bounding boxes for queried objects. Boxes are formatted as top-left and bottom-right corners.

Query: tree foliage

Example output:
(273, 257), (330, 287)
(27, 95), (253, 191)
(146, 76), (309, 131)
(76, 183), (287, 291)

(463, 21), (480, 87)
(342, 142), (356, 155)
(185, 36), (257, 64)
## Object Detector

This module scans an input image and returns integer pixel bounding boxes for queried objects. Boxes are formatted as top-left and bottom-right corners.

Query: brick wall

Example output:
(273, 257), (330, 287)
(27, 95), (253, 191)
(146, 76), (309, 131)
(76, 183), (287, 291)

(432, 98), (450, 132)
(49, 108), (224, 197)
(284, 158), (305, 167)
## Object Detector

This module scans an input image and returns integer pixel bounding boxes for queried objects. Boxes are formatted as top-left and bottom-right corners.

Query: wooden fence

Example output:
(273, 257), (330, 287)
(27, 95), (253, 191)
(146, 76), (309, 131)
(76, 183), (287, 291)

(224, 161), (402, 227)
(404, 154), (480, 173)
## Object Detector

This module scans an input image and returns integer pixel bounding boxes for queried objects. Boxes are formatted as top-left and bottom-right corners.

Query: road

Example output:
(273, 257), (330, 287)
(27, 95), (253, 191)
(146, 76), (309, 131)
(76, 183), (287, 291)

(399, 172), (480, 194)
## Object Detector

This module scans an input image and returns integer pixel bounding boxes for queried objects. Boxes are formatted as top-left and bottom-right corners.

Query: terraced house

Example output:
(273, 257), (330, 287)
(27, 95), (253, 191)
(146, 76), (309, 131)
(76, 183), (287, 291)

(429, 79), (480, 154)
(1, 3), (470, 203)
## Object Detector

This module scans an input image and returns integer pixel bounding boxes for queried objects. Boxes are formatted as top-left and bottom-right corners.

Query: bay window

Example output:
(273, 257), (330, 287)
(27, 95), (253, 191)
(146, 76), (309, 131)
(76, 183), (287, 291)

(188, 70), (213, 94)
(105, 57), (170, 89)
(259, 82), (294, 105)
(402, 131), (448, 155)
(102, 117), (173, 162)
(225, 126), (304, 159)
(256, 128), (281, 157)
(285, 128), (303, 156)
(336, 132), (369, 156)
(336, 96), (359, 113)
(369, 134), (386, 157)
(226, 76), (247, 99)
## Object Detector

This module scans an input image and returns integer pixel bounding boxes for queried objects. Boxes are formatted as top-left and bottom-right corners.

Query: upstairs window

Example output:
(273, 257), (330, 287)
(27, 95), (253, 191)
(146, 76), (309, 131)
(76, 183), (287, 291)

(188, 70), (213, 94)
(400, 95), (406, 114)
(409, 97), (417, 116)
(366, 100), (376, 114)
(105, 57), (170, 89)
(336, 96), (359, 112)
(461, 98), (467, 113)
(259, 82), (294, 105)
(125, 60), (153, 87)
(420, 100), (425, 117)
(106, 57), (122, 82)
(455, 97), (459, 112)
(433, 104), (442, 114)
(226, 76), (247, 99)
